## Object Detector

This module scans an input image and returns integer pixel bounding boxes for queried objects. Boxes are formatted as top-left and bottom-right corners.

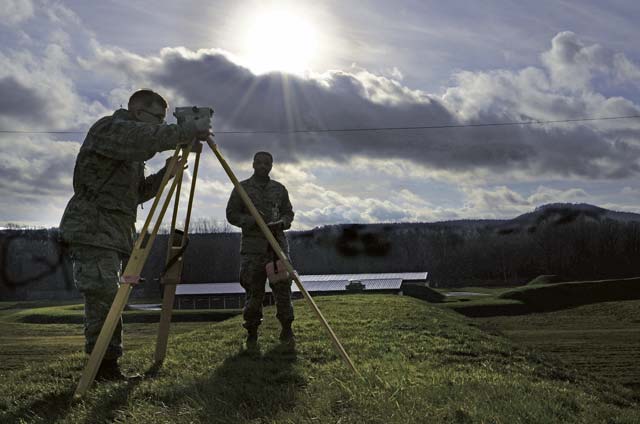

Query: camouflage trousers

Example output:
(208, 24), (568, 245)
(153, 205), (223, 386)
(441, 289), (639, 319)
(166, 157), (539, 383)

(70, 244), (123, 359)
(240, 253), (294, 330)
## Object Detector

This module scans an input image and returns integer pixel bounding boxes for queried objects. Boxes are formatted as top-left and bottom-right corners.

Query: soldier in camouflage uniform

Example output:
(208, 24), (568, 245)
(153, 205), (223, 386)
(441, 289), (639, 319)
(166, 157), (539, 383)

(60, 89), (211, 380)
(226, 151), (295, 349)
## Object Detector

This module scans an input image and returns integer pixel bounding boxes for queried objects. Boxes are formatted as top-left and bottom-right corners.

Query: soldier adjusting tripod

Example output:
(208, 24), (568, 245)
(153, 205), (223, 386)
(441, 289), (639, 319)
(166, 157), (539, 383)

(74, 107), (358, 398)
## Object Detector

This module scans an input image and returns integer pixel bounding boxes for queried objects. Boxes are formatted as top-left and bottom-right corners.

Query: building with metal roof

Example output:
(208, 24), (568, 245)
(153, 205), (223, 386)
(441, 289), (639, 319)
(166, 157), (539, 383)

(173, 272), (428, 309)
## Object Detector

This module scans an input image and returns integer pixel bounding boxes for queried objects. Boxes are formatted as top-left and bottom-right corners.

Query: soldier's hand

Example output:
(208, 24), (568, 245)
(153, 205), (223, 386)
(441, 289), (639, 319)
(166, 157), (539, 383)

(192, 116), (212, 141)
(165, 156), (187, 179)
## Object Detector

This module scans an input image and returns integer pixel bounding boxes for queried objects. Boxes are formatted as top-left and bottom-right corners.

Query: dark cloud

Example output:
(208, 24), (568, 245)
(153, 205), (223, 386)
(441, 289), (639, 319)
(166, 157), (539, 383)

(136, 46), (640, 179)
(0, 137), (78, 197)
(148, 49), (455, 161)
(0, 76), (48, 122)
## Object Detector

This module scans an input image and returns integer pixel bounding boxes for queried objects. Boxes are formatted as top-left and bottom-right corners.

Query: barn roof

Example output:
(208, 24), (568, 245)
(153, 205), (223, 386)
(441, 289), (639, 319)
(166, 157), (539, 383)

(175, 272), (426, 296)
(295, 272), (427, 281)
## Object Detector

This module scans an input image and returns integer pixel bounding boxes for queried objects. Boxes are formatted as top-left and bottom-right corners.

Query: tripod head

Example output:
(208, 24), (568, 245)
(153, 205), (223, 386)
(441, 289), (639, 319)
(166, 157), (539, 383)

(174, 106), (214, 153)
(173, 106), (214, 124)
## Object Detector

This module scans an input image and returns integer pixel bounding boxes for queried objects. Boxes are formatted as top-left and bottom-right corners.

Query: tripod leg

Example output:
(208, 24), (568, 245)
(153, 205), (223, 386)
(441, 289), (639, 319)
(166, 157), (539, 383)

(153, 166), (184, 365)
(154, 150), (201, 364)
(154, 282), (177, 364)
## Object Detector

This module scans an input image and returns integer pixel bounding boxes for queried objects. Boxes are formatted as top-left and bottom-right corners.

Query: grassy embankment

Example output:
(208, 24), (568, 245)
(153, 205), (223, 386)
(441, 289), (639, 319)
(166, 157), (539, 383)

(440, 277), (640, 392)
(0, 301), (238, 372)
(1, 294), (639, 423)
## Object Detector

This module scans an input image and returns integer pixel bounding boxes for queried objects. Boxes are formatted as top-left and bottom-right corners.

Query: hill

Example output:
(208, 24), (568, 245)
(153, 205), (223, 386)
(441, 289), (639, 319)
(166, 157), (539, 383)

(496, 203), (640, 234)
(437, 282), (640, 394)
(1, 295), (638, 423)
(446, 277), (640, 317)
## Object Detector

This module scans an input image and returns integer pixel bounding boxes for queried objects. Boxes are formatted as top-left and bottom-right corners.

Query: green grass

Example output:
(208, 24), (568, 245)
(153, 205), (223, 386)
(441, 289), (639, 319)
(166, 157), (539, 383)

(1, 295), (639, 423)
(0, 303), (238, 373)
(0, 312), (206, 374)
(442, 277), (640, 317)
(499, 277), (640, 307)
(438, 281), (640, 396)
(472, 299), (640, 392)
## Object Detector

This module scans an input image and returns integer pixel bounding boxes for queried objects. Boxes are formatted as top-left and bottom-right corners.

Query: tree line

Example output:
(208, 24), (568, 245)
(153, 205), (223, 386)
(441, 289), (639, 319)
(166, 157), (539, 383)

(2, 205), (640, 300)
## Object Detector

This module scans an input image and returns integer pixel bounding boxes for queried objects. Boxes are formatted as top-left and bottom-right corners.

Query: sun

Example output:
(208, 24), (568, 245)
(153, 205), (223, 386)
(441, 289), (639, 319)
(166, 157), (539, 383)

(239, 7), (320, 75)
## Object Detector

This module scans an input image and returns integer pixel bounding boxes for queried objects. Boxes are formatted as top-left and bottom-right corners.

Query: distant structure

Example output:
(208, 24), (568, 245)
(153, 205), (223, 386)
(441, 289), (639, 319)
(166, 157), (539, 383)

(173, 272), (429, 309)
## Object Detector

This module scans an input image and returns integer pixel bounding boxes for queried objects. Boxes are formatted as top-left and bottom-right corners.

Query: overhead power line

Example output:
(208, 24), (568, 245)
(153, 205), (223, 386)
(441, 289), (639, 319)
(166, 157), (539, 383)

(1, 114), (639, 135)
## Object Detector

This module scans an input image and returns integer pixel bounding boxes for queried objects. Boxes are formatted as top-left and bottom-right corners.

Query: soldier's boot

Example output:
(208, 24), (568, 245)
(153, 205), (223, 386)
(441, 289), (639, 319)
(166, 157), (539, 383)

(245, 327), (259, 350)
(95, 357), (141, 382)
(279, 323), (295, 346)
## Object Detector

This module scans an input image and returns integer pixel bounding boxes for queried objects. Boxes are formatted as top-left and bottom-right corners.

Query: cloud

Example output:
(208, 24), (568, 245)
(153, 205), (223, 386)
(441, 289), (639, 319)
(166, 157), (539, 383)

(527, 186), (589, 205)
(0, 135), (78, 196)
(294, 182), (405, 227)
(291, 181), (460, 228)
(4, 17), (640, 227)
(0, 2), (111, 131)
(71, 33), (640, 182)
(460, 185), (595, 218)
(462, 186), (530, 217)
(0, 0), (34, 26)
(0, 135), (78, 226)
(541, 31), (640, 92)
(0, 76), (48, 120)
(5, 27), (640, 181)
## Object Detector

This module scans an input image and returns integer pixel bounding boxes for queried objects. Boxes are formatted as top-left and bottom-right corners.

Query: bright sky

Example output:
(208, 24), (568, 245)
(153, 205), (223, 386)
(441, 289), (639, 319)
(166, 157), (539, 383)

(1, 0), (640, 229)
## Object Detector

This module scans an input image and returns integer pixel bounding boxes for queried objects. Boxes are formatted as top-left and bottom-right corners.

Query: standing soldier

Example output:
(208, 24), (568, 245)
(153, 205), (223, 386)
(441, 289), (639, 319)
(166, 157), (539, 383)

(60, 89), (211, 380)
(226, 151), (295, 349)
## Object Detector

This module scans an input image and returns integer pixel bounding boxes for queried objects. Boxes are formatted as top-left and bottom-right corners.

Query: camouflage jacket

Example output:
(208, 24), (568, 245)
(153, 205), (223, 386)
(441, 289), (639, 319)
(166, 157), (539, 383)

(226, 175), (294, 254)
(60, 109), (190, 254)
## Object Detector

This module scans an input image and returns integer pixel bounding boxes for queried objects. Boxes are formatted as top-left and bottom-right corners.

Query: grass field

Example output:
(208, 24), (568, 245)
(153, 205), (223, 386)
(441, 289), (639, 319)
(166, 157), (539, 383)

(0, 302), (238, 372)
(1, 294), (639, 423)
(439, 280), (640, 394)
(473, 300), (640, 391)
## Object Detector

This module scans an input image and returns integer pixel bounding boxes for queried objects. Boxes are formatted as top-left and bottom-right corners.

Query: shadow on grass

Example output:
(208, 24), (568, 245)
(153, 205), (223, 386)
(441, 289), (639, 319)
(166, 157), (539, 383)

(193, 344), (305, 423)
(1, 388), (75, 424)
(1, 369), (143, 424)
(80, 372), (144, 424)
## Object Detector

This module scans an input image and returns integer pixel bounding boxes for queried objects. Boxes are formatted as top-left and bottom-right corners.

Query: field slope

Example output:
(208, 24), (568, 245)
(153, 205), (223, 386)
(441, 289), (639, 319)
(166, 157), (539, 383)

(439, 280), (640, 394)
(1, 295), (638, 423)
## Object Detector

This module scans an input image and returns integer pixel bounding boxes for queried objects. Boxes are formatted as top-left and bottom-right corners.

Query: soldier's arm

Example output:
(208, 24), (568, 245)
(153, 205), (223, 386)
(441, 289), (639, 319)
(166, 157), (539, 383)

(280, 186), (294, 230)
(226, 187), (253, 228)
(138, 167), (167, 203)
(87, 118), (195, 161)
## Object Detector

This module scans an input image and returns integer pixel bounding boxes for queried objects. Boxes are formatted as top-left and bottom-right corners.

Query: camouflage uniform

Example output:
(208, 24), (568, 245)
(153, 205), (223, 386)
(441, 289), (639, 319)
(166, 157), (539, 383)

(70, 245), (124, 358)
(60, 108), (192, 358)
(226, 175), (295, 331)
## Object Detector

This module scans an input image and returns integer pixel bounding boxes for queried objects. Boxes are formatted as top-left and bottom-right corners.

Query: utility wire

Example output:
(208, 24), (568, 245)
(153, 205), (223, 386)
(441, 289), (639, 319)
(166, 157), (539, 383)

(1, 114), (639, 135)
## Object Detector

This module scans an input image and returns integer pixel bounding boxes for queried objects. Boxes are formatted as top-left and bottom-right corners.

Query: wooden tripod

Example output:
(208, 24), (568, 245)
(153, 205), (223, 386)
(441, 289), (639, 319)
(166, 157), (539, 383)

(73, 140), (199, 398)
(74, 135), (358, 399)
